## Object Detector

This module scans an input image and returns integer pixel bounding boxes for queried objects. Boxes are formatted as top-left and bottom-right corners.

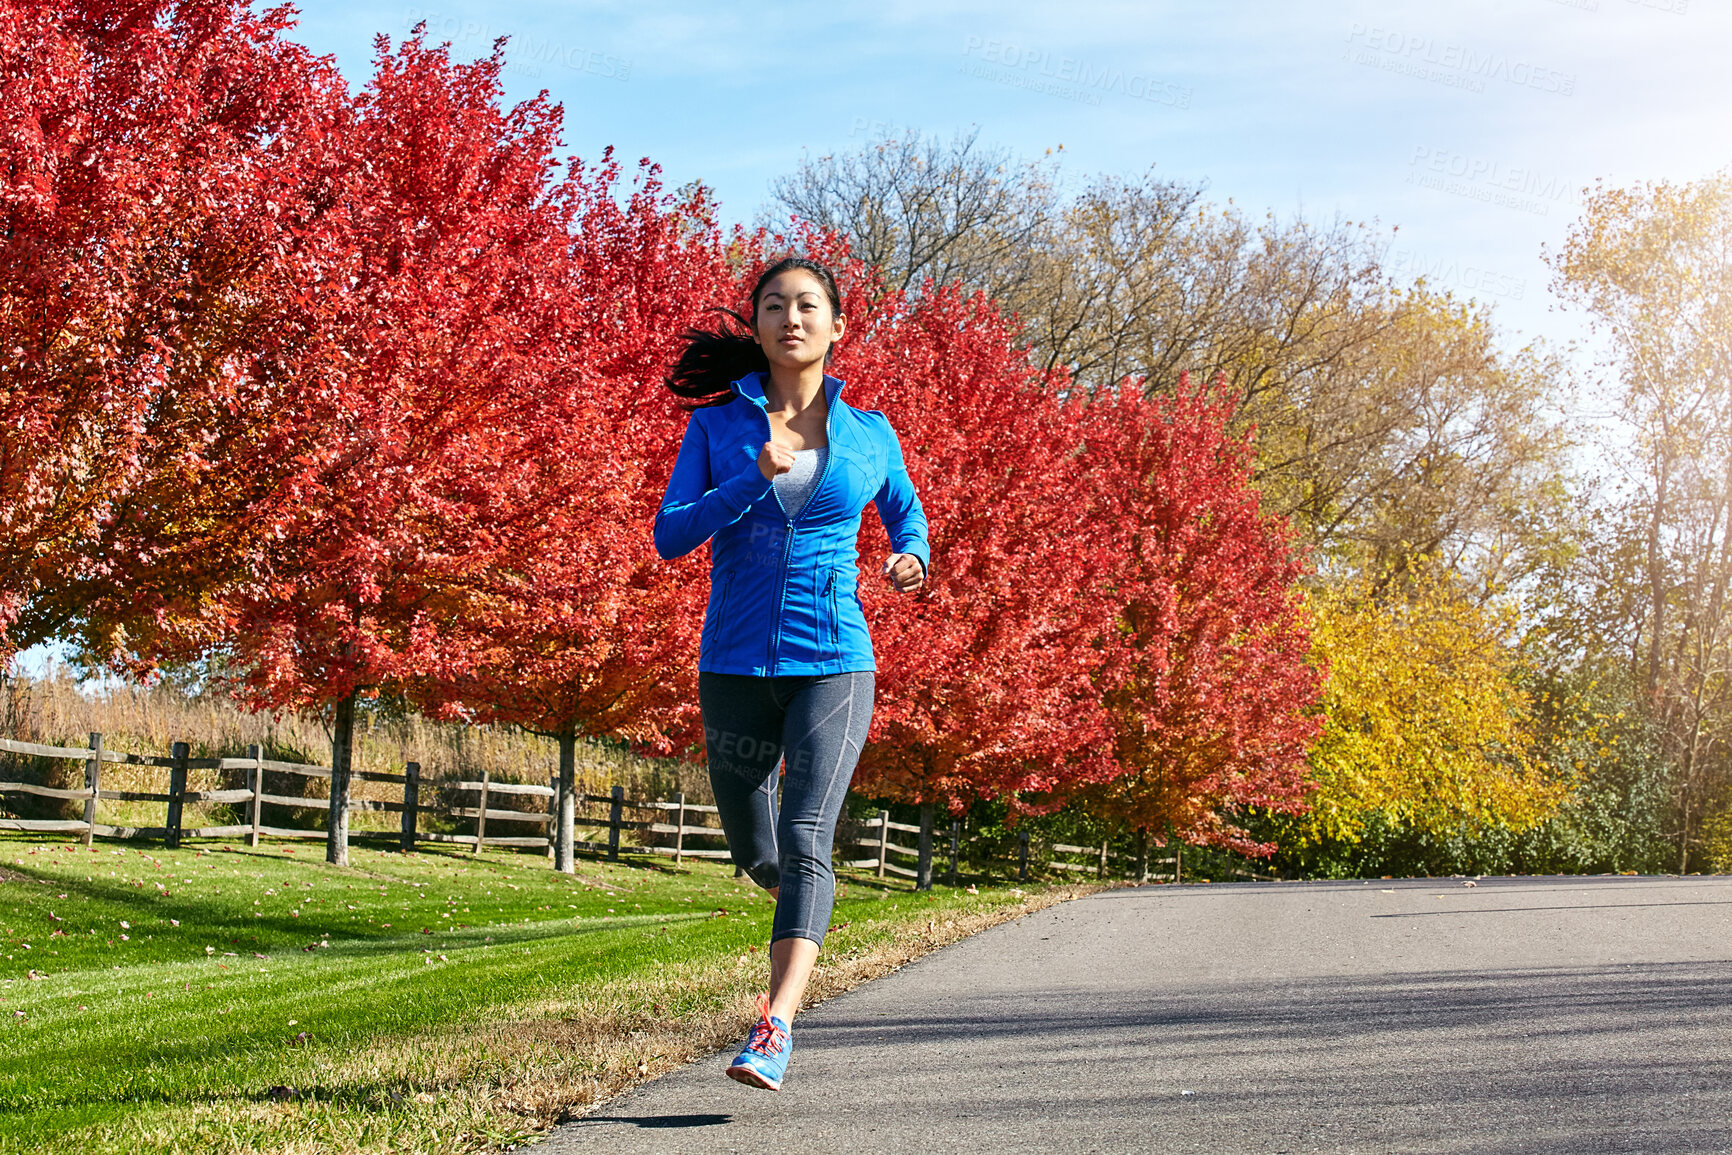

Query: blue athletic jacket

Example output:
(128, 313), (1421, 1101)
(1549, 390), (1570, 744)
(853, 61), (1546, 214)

(652, 371), (931, 676)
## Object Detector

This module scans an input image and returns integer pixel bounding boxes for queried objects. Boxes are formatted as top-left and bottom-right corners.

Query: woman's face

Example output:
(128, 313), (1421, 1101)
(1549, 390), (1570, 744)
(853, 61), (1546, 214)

(754, 270), (845, 371)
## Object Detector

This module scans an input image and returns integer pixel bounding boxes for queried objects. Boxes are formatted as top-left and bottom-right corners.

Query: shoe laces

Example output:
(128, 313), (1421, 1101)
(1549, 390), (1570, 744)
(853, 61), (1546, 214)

(744, 994), (788, 1056)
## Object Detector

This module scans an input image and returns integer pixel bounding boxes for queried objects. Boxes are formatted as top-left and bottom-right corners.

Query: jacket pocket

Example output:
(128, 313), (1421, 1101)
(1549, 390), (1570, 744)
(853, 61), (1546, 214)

(824, 570), (839, 650)
(705, 574), (733, 652)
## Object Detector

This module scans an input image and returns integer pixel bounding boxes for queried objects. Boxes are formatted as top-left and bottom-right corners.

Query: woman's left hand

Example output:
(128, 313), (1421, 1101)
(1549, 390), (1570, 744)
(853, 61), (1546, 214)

(882, 552), (925, 593)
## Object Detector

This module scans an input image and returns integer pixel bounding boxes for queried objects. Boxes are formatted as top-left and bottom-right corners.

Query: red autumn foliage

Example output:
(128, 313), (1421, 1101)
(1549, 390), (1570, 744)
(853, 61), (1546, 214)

(818, 282), (1124, 812)
(106, 33), (585, 717)
(0, 0), (333, 659)
(68, 30), (605, 865)
(1072, 373), (1324, 853)
(413, 156), (740, 755)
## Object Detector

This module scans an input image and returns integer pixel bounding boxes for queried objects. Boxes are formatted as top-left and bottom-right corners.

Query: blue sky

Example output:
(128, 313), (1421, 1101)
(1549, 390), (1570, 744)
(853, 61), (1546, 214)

(279, 0), (1732, 352)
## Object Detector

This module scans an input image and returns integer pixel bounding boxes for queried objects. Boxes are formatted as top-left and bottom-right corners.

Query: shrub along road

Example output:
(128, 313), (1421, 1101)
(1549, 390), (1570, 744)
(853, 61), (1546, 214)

(548, 875), (1732, 1154)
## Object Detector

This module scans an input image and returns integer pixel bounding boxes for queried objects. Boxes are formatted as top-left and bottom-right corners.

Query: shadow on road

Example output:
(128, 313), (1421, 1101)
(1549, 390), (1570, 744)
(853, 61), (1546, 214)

(574, 1114), (732, 1130)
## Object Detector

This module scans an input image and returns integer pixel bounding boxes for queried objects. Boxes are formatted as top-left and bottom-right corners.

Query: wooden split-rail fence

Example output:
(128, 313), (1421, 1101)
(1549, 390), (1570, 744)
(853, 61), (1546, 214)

(841, 814), (1227, 884)
(0, 733), (1273, 883)
(0, 733), (724, 862)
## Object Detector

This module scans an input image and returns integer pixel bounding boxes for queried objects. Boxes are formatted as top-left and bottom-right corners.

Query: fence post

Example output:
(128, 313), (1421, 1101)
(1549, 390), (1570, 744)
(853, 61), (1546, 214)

(673, 792), (685, 866)
(876, 809), (890, 878)
(247, 743), (263, 848)
(83, 732), (102, 847)
(473, 770), (490, 854)
(948, 820), (960, 885)
(1174, 841), (1182, 884)
(1098, 837), (1108, 879)
(546, 773), (558, 863)
(165, 742), (188, 849)
(608, 785), (623, 862)
(400, 761), (419, 853)
(1018, 829), (1029, 882)
(915, 802), (934, 891)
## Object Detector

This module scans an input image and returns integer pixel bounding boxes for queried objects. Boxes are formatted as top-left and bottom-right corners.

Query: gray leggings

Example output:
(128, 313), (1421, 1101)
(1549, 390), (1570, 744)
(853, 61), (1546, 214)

(699, 670), (875, 947)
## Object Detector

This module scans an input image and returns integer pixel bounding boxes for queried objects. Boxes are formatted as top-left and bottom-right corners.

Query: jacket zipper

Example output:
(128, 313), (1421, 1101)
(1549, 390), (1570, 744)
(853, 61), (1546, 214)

(768, 413), (835, 673)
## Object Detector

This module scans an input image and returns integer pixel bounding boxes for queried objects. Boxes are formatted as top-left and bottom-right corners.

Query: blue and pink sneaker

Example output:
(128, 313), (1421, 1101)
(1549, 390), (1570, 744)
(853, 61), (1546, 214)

(726, 995), (792, 1090)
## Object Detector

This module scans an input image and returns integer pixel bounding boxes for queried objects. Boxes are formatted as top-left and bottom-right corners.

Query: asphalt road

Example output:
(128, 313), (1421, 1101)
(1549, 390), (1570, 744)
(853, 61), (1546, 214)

(536, 875), (1732, 1154)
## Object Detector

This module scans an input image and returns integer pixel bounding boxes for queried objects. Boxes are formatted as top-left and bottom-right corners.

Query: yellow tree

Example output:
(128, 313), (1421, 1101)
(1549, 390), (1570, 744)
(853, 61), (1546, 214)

(1547, 171), (1732, 871)
(1303, 571), (1565, 846)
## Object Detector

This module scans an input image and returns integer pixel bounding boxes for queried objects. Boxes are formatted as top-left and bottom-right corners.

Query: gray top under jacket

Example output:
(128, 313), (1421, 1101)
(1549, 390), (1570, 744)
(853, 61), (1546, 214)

(772, 445), (828, 520)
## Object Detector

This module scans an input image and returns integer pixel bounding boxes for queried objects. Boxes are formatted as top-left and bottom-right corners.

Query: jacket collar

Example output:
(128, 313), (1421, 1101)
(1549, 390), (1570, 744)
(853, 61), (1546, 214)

(730, 370), (846, 409)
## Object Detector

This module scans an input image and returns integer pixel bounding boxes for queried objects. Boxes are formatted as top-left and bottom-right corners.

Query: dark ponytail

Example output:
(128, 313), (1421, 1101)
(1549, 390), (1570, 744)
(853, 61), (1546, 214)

(663, 308), (768, 407)
(663, 257), (846, 408)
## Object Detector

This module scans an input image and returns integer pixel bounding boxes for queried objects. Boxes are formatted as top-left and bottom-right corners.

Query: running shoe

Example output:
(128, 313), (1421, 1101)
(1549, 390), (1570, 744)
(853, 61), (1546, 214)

(726, 994), (792, 1090)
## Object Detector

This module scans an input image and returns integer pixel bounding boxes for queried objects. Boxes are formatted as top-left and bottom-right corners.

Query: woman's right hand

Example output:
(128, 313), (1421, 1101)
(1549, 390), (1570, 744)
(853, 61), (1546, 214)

(758, 440), (797, 481)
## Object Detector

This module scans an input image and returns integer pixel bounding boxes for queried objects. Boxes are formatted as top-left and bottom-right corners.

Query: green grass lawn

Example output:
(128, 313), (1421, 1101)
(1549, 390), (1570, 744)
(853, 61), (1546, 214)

(0, 834), (1072, 1153)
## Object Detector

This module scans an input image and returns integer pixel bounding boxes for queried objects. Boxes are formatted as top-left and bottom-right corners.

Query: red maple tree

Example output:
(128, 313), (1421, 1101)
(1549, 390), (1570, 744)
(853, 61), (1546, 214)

(411, 156), (745, 870)
(818, 278), (1125, 820)
(1072, 373), (1323, 855)
(95, 31), (594, 865)
(0, 0), (336, 660)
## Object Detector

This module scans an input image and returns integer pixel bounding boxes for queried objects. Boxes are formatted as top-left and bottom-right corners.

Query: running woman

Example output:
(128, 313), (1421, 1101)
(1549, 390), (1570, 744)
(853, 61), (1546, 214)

(653, 257), (931, 1091)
